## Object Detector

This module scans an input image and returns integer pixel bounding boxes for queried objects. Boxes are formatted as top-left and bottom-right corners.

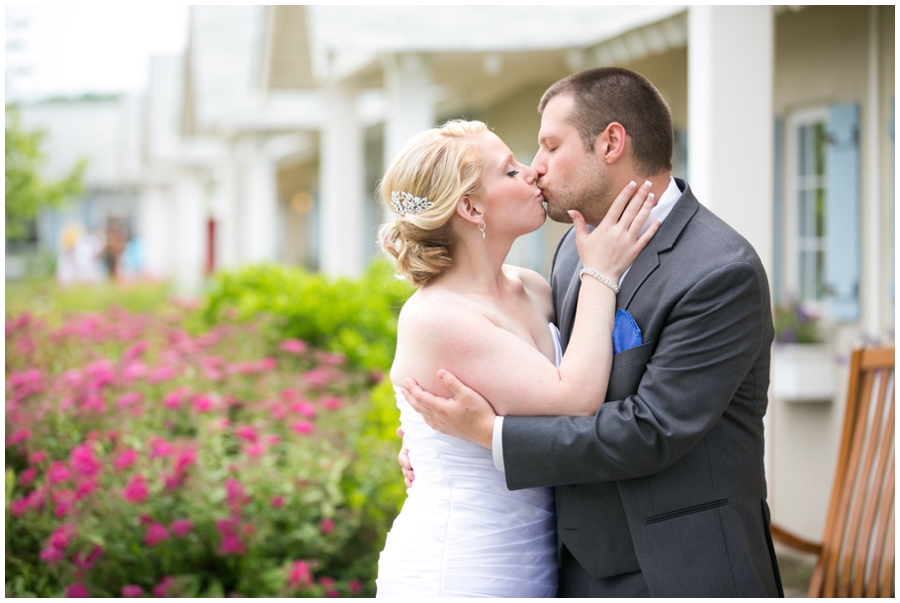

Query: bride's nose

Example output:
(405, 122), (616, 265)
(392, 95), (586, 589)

(525, 166), (538, 185)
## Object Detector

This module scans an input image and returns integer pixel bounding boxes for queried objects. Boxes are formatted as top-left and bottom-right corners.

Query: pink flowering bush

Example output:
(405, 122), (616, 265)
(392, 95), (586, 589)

(6, 292), (404, 597)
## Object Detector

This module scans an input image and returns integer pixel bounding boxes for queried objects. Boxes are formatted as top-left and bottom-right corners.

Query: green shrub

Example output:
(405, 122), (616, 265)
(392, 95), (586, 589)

(196, 261), (412, 373)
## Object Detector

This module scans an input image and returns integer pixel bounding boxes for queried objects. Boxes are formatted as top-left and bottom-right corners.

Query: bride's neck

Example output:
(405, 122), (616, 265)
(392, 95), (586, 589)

(437, 232), (515, 296)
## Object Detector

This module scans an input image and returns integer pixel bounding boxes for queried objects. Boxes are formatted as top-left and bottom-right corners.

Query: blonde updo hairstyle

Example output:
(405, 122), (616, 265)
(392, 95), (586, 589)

(378, 120), (489, 287)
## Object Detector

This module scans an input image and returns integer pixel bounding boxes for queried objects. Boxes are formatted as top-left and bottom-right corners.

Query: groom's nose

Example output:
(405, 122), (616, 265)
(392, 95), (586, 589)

(531, 151), (547, 178)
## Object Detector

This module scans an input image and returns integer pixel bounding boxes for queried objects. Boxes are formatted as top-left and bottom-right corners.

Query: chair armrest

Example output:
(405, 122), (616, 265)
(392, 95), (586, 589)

(770, 522), (823, 555)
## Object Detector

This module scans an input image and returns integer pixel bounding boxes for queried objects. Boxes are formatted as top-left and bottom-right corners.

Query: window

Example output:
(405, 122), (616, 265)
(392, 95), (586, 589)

(780, 104), (861, 322)
(785, 107), (829, 309)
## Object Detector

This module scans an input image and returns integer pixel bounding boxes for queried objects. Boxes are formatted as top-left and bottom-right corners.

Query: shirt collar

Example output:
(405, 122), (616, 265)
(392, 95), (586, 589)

(637, 176), (680, 238)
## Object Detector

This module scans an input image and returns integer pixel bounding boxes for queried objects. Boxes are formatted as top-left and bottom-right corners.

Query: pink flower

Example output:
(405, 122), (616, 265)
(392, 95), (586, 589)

(320, 518), (335, 535)
(39, 545), (66, 564)
(173, 447), (197, 475)
(113, 448), (138, 472)
(279, 339), (308, 354)
(288, 559), (312, 587)
(321, 396), (343, 411)
(145, 522), (169, 546)
(302, 369), (329, 388)
(319, 577), (339, 597)
(243, 443), (265, 457)
(289, 400), (317, 418)
(270, 405), (287, 420)
(9, 427), (31, 444)
(81, 395), (107, 413)
(73, 545), (103, 570)
(123, 474), (149, 503)
(171, 518), (192, 538)
(29, 450), (47, 464)
(122, 585), (144, 597)
(215, 517), (245, 555)
(281, 388), (300, 400)
(163, 390), (182, 409)
(270, 495), (285, 509)
(349, 580), (362, 593)
(48, 461), (71, 484)
(116, 391), (142, 408)
(235, 425), (257, 443)
(19, 467), (37, 486)
(317, 351), (346, 366)
(291, 421), (315, 435)
(121, 361), (147, 383)
(50, 524), (77, 549)
(122, 340), (149, 361)
(66, 582), (90, 597)
(148, 365), (176, 384)
(148, 437), (173, 458)
(225, 479), (249, 512)
(70, 442), (102, 477)
(258, 357), (277, 371)
(75, 479), (98, 500)
(153, 576), (174, 597)
(192, 394), (214, 412)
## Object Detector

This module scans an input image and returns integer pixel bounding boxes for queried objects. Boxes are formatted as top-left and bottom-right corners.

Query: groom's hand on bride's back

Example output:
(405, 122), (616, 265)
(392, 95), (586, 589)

(403, 371), (496, 450)
(396, 428), (415, 488)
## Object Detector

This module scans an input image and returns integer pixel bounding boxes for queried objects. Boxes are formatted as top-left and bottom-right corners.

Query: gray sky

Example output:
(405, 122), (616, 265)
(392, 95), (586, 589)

(5, 5), (189, 102)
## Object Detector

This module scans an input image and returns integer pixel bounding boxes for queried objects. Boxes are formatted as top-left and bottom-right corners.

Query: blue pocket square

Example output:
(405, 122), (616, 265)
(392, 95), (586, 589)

(612, 309), (642, 354)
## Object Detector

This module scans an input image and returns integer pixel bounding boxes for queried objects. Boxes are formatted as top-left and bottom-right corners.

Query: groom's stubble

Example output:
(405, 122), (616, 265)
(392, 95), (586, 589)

(543, 152), (618, 228)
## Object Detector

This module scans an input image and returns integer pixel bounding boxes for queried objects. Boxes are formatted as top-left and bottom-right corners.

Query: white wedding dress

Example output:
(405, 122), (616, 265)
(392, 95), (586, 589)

(375, 325), (562, 597)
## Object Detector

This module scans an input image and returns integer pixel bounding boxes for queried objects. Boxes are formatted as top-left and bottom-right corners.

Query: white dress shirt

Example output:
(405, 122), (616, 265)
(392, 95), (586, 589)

(492, 176), (682, 472)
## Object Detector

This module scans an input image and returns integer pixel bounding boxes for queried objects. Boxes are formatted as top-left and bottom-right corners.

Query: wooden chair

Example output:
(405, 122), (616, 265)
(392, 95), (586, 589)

(770, 346), (895, 598)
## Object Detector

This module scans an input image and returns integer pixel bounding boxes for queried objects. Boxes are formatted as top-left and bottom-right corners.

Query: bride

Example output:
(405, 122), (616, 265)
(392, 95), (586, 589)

(375, 120), (658, 597)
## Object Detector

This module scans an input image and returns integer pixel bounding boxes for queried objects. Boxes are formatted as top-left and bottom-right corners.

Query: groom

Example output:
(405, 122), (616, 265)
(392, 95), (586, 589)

(403, 67), (783, 597)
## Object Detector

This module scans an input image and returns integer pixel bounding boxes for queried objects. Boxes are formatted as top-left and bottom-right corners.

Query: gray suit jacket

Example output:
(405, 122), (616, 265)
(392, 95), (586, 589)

(502, 180), (782, 597)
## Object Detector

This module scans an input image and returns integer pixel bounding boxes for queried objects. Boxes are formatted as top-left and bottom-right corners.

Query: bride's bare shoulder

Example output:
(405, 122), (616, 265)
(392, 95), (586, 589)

(504, 265), (551, 296)
(398, 287), (490, 345)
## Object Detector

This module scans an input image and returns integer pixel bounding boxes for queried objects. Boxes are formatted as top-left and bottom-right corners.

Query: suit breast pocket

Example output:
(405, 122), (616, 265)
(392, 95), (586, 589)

(607, 340), (655, 401)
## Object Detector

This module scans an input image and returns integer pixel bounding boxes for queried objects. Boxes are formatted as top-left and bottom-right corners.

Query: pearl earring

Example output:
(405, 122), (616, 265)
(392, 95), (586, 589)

(479, 222), (486, 240)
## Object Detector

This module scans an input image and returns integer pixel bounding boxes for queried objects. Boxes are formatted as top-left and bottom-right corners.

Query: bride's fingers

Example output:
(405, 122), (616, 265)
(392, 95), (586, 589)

(625, 191), (657, 236)
(636, 218), (662, 247)
(568, 209), (589, 246)
(601, 180), (639, 225)
(616, 181), (653, 229)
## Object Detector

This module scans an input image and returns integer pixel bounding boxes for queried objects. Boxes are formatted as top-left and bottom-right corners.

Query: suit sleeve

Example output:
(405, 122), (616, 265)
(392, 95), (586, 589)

(503, 260), (769, 489)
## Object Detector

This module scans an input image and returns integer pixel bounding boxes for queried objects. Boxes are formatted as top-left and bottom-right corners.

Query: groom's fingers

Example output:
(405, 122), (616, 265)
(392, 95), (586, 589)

(436, 369), (469, 401)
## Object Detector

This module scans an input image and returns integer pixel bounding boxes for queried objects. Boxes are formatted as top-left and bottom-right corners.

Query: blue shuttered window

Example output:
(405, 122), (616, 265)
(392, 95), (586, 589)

(825, 103), (861, 322)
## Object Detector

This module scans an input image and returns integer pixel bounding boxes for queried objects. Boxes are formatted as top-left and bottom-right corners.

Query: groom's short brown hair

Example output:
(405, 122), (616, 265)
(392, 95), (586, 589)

(539, 67), (673, 177)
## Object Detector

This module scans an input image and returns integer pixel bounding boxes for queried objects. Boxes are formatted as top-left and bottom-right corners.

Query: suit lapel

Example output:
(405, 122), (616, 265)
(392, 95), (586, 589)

(554, 179), (701, 346)
(619, 179), (699, 309)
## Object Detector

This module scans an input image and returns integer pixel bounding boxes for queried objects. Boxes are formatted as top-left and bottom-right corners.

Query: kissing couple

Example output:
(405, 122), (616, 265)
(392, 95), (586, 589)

(374, 67), (784, 598)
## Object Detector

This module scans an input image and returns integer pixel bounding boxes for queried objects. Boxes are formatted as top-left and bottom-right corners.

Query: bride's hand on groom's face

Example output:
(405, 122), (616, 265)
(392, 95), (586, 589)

(572, 179), (661, 281)
(403, 371), (496, 450)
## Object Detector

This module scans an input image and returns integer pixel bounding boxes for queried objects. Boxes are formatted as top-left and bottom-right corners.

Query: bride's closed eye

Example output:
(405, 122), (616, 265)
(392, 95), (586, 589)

(507, 170), (519, 177)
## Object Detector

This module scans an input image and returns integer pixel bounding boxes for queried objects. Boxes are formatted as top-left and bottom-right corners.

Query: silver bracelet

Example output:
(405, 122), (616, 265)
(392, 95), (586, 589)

(579, 267), (619, 294)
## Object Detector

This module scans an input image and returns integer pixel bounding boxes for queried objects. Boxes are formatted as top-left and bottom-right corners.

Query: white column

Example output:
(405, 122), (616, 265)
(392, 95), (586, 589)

(137, 184), (172, 280)
(238, 135), (279, 264)
(320, 81), (366, 277)
(383, 53), (435, 165)
(216, 142), (240, 271)
(171, 171), (206, 294)
(688, 5), (776, 510)
(688, 6), (774, 276)
(864, 5), (882, 338)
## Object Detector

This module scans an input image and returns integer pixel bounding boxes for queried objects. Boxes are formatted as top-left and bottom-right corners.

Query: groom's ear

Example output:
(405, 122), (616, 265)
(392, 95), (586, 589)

(596, 122), (627, 165)
(456, 195), (483, 225)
